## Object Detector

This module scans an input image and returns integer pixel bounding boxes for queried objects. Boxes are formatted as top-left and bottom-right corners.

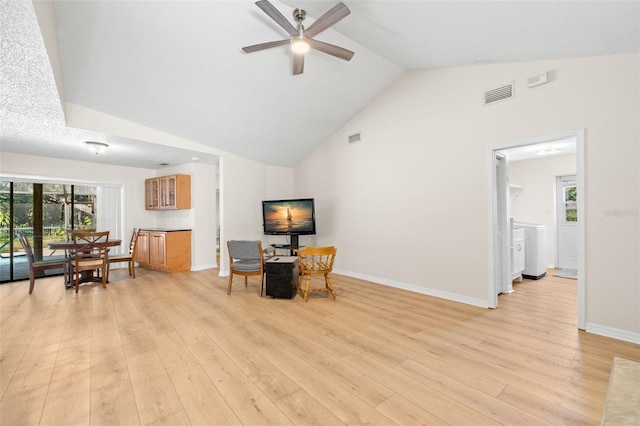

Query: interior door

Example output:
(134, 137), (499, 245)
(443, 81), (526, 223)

(556, 175), (578, 269)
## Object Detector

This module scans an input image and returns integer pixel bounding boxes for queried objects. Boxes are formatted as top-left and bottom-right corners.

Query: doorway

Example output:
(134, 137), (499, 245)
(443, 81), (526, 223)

(489, 130), (585, 329)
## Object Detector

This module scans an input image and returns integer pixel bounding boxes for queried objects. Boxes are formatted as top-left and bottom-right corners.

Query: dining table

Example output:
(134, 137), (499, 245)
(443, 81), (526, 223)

(48, 239), (122, 288)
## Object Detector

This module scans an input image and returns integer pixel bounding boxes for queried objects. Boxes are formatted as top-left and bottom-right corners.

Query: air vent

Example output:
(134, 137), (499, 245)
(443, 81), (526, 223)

(348, 132), (362, 144)
(483, 82), (514, 106)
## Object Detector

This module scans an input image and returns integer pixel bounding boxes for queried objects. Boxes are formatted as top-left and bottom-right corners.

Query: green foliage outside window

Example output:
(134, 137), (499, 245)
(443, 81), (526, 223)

(564, 186), (577, 222)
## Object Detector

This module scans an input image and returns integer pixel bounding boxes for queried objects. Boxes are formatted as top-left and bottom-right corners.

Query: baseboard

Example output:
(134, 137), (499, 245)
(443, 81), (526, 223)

(333, 268), (490, 308)
(191, 263), (217, 272)
(586, 322), (640, 344)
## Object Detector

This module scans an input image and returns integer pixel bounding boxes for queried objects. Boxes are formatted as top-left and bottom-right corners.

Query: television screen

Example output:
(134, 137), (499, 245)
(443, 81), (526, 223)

(262, 198), (316, 235)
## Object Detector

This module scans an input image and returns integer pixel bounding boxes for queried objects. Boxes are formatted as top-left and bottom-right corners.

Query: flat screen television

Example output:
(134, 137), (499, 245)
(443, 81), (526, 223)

(262, 198), (316, 236)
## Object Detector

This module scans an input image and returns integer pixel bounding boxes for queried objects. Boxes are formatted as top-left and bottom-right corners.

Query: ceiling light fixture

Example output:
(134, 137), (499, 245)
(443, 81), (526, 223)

(84, 141), (109, 155)
(291, 37), (310, 54)
(536, 147), (560, 156)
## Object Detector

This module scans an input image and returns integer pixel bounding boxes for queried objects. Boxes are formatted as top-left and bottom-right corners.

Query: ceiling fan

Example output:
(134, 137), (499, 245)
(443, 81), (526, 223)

(242, 0), (355, 75)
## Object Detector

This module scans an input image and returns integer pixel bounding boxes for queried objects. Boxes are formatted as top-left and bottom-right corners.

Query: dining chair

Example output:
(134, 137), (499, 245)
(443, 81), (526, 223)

(106, 228), (140, 282)
(16, 232), (68, 294)
(227, 240), (265, 296)
(295, 246), (337, 302)
(70, 230), (110, 292)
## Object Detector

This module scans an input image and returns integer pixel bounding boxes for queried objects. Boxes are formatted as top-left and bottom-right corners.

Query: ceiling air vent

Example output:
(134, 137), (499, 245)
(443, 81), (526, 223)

(348, 132), (362, 144)
(483, 81), (515, 106)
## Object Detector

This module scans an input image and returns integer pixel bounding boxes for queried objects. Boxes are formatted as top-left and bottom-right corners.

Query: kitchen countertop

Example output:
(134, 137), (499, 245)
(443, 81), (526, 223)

(140, 228), (192, 232)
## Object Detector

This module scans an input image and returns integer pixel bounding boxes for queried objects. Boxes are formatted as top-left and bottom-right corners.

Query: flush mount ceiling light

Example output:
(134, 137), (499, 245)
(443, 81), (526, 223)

(536, 146), (560, 156)
(84, 141), (109, 155)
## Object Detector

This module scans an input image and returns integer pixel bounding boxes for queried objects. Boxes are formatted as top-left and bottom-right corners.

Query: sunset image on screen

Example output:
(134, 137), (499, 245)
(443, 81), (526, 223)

(263, 199), (315, 234)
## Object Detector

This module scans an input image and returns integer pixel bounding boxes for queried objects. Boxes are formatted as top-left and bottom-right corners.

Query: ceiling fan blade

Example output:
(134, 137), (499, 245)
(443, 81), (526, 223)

(293, 53), (304, 75)
(242, 39), (290, 53)
(304, 2), (350, 39)
(255, 0), (298, 37)
(308, 39), (354, 61)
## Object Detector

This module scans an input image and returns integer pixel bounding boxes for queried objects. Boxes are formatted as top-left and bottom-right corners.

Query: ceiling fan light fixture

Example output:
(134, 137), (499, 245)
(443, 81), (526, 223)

(291, 37), (310, 54)
(242, 1), (353, 74)
(84, 141), (109, 155)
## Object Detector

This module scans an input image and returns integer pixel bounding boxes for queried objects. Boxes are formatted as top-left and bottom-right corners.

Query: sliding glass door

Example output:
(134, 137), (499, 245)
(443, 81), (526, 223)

(0, 181), (35, 282)
(0, 180), (98, 283)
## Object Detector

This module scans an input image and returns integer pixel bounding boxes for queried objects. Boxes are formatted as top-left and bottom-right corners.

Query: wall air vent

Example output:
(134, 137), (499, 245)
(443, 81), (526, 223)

(483, 82), (515, 106)
(348, 132), (362, 144)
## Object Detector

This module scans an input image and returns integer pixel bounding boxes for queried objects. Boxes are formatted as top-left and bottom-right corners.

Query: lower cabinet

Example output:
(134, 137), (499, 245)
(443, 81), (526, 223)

(137, 229), (191, 273)
(511, 228), (525, 282)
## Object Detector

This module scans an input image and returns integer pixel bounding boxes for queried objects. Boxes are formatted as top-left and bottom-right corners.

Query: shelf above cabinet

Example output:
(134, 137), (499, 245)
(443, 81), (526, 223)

(145, 174), (191, 210)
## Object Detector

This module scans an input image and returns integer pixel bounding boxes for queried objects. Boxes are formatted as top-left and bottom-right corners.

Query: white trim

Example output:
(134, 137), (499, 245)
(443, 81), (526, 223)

(218, 156), (226, 277)
(334, 269), (490, 309)
(586, 322), (640, 345)
(576, 130), (586, 330)
(191, 263), (217, 272)
(489, 129), (585, 329)
(487, 148), (498, 308)
(0, 172), (122, 188)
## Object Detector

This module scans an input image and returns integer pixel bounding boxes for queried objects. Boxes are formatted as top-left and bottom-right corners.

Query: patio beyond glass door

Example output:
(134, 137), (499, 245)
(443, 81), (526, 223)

(0, 180), (97, 283)
(0, 181), (35, 281)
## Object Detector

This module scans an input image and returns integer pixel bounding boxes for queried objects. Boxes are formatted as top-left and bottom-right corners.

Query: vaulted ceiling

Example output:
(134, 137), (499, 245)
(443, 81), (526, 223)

(1, 1), (638, 169)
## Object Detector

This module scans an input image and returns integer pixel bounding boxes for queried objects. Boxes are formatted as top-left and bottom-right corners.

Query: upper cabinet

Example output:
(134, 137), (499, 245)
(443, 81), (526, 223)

(145, 174), (191, 210)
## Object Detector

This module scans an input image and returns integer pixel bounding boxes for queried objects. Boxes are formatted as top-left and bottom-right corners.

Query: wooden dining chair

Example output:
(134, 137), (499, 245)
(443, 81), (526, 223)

(17, 232), (68, 294)
(227, 240), (265, 296)
(70, 230), (110, 292)
(295, 246), (337, 302)
(106, 228), (140, 282)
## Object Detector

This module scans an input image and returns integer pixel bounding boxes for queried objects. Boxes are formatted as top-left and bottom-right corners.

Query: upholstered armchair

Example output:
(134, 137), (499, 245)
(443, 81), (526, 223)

(227, 240), (265, 296)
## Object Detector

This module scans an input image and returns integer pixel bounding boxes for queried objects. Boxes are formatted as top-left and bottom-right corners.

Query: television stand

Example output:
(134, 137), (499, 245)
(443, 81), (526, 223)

(271, 235), (300, 256)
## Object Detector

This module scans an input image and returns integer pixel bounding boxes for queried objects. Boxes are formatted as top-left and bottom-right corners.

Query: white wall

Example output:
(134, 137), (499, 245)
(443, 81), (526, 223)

(63, 104), (297, 273)
(509, 154), (577, 267)
(148, 161), (219, 271)
(295, 53), (640, 341)
(218, 154), (294, 275)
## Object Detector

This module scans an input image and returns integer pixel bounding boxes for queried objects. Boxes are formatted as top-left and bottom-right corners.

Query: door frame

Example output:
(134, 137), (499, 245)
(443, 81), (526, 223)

(487, 129), (586, 330)
(494, 152), (511, 295)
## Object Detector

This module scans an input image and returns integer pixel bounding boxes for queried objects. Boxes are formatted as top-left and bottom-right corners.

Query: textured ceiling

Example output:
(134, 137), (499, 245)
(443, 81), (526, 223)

(1, 1), (638, 169)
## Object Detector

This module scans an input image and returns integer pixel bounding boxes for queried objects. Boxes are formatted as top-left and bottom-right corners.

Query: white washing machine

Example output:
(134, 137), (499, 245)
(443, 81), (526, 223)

(514, 222), (547, 280)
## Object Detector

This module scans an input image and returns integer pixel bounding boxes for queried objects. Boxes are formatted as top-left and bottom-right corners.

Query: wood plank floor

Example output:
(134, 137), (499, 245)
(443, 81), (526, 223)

(1, 267), (639, 425)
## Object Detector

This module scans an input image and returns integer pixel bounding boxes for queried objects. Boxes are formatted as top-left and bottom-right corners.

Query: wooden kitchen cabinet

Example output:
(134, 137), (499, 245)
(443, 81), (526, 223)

(136, 230), (150, 265)
(137, 229), (191, 273)
(144, 174), (191, 210)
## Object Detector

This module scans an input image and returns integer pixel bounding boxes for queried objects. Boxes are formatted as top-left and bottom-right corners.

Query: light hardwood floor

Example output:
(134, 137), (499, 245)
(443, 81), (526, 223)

(1, 267), (639, 425)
